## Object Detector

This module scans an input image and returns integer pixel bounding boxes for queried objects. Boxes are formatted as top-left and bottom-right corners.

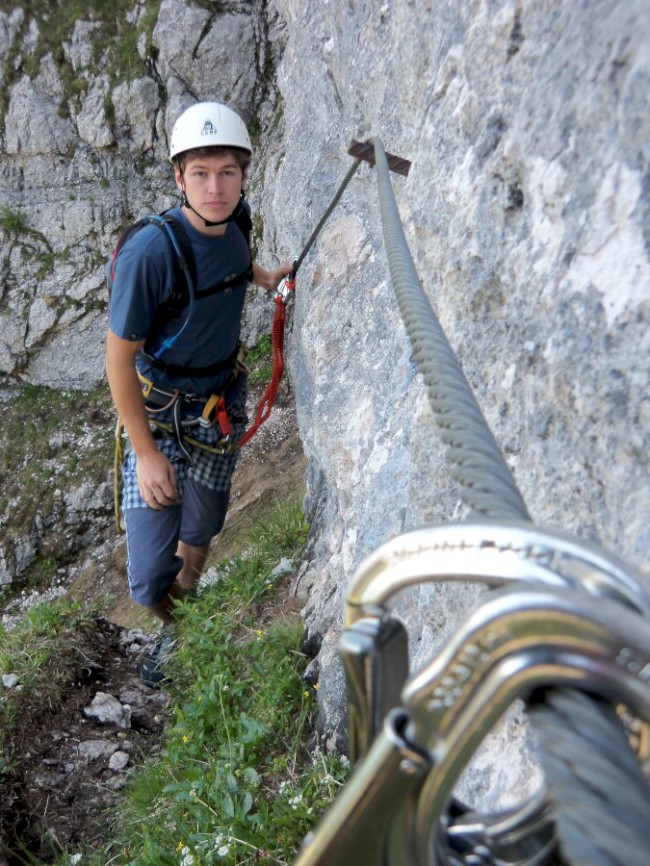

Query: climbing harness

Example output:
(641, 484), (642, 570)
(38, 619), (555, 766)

(138, 370), (238, 454)
(289, 139), (650, 866)
(113, 367), (244, 530)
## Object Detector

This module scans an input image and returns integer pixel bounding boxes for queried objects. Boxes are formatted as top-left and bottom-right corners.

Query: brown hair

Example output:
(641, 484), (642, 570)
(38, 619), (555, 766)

(173, 145), (250, 175)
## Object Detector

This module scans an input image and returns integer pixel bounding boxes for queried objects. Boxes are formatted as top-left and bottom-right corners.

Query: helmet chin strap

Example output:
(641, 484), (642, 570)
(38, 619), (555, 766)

(179, 184), (244, 228)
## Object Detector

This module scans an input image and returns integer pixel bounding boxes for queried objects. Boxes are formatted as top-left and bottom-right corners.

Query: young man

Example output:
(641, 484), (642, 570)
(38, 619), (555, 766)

(106, 102), (291, 683)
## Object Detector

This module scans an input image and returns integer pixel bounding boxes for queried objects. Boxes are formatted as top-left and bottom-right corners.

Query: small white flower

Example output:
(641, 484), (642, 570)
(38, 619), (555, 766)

(217, 845), (230, 857)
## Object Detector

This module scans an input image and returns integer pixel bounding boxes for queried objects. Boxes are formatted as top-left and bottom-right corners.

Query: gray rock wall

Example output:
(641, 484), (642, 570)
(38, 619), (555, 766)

(2, 0), (650, 811)
(0, 0), (284, 386)
(264, 0), (650, 804)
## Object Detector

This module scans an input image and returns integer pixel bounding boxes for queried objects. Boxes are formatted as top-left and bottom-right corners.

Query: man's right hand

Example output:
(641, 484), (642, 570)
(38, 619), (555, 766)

(135, 448), (178, 510)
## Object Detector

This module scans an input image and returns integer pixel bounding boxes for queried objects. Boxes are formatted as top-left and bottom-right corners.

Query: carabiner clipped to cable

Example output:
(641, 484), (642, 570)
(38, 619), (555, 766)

(274, 258), (298, 305)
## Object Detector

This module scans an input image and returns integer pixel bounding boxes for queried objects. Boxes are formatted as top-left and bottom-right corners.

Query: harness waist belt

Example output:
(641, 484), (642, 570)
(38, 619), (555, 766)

(140, 382), (199, 410)
(137, 369), (236, 463)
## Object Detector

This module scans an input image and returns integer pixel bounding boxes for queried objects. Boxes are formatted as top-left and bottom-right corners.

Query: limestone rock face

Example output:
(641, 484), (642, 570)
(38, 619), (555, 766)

(266, 0), (650, 805)
(0, 0), (276, 385)
(2, 0), (650, 813)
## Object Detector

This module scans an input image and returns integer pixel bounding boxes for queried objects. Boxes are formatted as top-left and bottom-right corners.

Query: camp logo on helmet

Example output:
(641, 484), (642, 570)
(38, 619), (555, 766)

(201, 120), (217, 136)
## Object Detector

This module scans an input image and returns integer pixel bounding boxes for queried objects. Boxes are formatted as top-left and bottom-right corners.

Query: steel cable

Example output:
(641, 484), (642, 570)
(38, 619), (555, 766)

(530, 689), (650, 866)
(371, 138), (529, 522)
(370, 137), (650, 865)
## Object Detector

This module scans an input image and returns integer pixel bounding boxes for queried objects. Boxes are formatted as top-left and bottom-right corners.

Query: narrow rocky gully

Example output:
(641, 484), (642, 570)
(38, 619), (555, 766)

(0, 382), (306, 863)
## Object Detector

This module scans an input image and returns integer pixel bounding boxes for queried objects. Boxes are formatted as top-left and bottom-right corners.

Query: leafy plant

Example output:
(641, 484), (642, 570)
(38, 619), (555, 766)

(245, 333), (274, 386)
(0, 204), (28, 234)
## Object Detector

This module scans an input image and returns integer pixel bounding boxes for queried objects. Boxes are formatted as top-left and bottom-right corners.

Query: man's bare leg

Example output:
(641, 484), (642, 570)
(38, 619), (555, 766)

(144, 542), (208, 629)
(176, 541), (210, 591)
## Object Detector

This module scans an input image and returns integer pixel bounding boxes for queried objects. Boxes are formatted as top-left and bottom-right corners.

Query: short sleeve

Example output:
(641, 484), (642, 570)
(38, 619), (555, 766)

(108, 227), (175, 342)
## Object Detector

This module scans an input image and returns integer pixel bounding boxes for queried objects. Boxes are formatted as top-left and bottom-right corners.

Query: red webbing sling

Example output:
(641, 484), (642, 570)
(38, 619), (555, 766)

(237, 273), (295, 447)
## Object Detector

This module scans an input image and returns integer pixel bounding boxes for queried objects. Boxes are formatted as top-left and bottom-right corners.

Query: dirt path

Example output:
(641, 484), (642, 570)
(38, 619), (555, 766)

(0, 619), (169, 862)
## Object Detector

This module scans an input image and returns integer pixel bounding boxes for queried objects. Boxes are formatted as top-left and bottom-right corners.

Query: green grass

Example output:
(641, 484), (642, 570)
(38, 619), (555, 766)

(244, 333), (274, 386)
(0, 599), (91, 775)
(4, 496), (349, 865)
(97, 497), (348, 866)
(0, 383), (114, 550)
(0, 204), (29, 234)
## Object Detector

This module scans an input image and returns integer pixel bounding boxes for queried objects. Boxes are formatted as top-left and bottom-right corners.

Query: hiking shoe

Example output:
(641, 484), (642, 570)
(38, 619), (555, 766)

(140, 629), (176, 687)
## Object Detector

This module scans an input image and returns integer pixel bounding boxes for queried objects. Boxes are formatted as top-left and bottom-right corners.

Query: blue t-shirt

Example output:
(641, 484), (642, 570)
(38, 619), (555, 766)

(109, 206), (250, 396)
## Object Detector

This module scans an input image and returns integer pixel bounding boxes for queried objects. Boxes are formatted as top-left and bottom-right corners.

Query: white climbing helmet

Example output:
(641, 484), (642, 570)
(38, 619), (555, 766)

(169, 102), (252, 160)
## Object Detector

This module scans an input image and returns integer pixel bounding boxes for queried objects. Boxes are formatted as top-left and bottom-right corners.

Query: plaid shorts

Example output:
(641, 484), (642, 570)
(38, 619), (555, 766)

(122, 374), (248, 510)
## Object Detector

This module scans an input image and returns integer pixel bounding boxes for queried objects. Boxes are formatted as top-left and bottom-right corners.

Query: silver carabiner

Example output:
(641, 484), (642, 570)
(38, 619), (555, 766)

(339, 521), (650, 765)
(274, 264), (297, 304)
(344, 521), (650, 628)
(400, 583), (650, 865)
